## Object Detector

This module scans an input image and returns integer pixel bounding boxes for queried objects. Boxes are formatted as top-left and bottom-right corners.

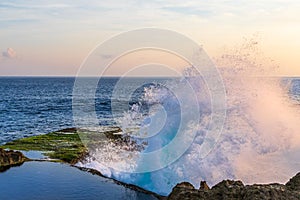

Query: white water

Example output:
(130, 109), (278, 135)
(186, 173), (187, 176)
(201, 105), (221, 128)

(77, 39), (300, 196)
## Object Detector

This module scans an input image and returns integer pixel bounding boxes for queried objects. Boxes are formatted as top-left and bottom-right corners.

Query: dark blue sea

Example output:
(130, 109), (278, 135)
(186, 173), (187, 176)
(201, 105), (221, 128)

(0, 77), (299, 145)
(0, 77), (171, 145)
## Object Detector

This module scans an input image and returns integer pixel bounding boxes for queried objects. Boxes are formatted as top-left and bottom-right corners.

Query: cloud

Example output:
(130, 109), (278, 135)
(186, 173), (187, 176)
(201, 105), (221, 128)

(2, 48), (17, 58)
(0, 2), (73, 9)
(162, 6), (214, 17)
(100, 54), (114, 59)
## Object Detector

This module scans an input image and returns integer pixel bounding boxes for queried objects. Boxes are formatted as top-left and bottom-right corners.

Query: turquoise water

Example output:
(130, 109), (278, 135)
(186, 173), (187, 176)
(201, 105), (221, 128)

(0, 162), (158, 200)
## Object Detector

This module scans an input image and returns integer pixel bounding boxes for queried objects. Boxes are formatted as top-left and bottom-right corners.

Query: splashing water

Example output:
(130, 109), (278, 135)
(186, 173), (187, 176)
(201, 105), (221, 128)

(77, 38), (300, 196)
(214, 38), (300, 185)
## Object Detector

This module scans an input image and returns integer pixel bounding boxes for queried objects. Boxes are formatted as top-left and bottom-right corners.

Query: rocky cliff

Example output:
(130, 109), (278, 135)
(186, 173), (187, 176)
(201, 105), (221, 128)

(168, 173), (300, 200)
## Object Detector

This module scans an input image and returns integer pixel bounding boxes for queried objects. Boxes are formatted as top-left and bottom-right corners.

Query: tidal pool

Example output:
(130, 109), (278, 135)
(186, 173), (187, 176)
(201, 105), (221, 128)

(0, 161), (158, 200)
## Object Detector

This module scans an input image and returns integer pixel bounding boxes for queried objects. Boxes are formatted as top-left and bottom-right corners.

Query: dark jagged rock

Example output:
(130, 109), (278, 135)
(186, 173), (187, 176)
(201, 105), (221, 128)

(287, 172), (300, 192)
(168, 173), (300, 200)
(175, 182), (195, 190)
(58, 127), (78, 133)
(200, 181), (210, 190)
(167, 182), (198, 200)
(211, 179), (244, 199)
(242, 183), (298, 200)
(0, 148), (28, 172)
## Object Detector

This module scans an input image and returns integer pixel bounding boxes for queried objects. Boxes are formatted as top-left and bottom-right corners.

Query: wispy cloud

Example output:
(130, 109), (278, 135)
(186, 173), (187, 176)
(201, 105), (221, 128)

(0, 2), (73, 9)
(100, 54), (114, 59)
(2, 48), (17, 59)
(162, 6), (214, 17)
(0, 0), (299, 75)
(0, 0), (296, 31)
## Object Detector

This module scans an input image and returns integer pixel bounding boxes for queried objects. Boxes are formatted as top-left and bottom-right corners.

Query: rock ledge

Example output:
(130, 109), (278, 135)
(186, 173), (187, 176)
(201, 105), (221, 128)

(0, 148), (28, 172)
(168, 174), (300, 200)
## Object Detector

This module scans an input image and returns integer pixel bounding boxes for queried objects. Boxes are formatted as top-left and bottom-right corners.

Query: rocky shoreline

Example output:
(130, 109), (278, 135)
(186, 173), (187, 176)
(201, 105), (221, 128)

(0, 128), (162, 199)
(167, 174), (300, 200)
(0, 147), (162, 199)
(1, 128), (300, 200)
(0, 148), (29, 172)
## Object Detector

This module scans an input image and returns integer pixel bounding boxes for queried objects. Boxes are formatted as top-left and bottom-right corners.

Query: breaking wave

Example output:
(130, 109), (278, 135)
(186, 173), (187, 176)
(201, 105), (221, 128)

(77, 38), (300, 196)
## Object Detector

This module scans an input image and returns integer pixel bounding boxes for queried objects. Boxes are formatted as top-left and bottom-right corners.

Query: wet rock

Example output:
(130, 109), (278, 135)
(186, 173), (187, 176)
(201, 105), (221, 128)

(167, 182), (199, 200)
(242, 183), (299, 200)
(167, 173), (300, 200)
(175, 182), (195, 190)
(58, 127), (78, 133)
(0, 148), (28, 172)
(286, 172), (300, 192)
(210, 179), (244, 199)
(200, 181), (210, 190)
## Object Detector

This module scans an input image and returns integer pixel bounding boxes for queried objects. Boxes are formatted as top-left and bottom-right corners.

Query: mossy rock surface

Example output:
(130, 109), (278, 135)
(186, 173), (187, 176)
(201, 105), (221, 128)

(0, 128), (87, 164)
(0, 127), (124, 164)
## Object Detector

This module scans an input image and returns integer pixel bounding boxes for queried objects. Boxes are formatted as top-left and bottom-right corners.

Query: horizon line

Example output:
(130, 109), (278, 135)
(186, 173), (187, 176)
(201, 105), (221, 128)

(0, 75), (300, 78)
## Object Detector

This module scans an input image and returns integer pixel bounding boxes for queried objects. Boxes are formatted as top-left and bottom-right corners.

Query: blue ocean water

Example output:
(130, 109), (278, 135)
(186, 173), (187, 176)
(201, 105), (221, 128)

(0, 77), (170, 144)
(289, 78), (300, 102)
(0, 77), (299, 145)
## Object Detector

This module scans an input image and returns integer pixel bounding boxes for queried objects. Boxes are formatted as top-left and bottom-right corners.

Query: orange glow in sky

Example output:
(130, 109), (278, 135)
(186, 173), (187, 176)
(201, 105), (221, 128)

(0, 0), (299, 76)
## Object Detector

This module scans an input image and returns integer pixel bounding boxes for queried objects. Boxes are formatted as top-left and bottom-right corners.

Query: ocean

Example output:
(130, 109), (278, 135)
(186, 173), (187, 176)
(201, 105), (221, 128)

(0, 76), (300, 196)
(0, 77), (299, 145)
(0, 77), (171, 144)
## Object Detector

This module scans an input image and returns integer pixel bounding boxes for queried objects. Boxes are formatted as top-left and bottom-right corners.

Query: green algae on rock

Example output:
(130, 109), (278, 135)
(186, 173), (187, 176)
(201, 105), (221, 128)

(0, 127), (126, 164)
(0, 128), (87, 164)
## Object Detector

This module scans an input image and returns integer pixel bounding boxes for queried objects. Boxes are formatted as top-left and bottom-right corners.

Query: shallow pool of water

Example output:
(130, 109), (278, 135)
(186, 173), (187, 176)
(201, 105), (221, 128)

(0, 161), (158, 200)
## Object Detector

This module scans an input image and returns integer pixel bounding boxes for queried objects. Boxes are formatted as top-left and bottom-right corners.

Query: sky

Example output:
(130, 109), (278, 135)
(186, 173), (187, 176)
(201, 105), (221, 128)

(0, 0), (299, 76)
